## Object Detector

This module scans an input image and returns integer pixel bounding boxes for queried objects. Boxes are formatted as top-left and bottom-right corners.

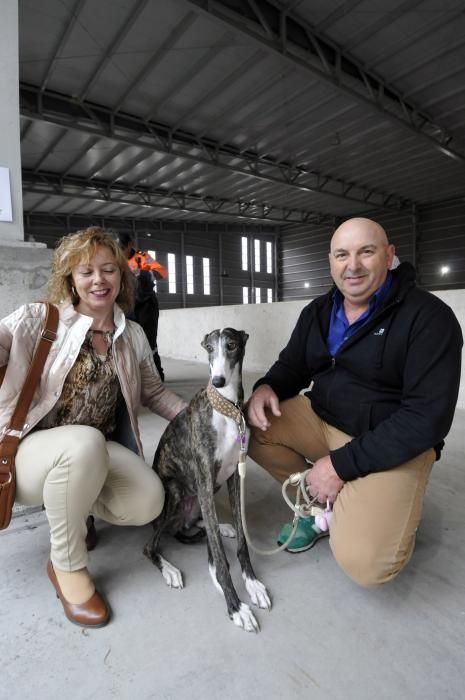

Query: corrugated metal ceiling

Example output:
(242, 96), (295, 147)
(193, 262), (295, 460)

(18, 0), (465, 227)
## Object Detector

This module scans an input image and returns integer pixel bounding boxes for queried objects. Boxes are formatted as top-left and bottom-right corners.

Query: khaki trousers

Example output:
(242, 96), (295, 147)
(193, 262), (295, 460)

(15, 425), (164, 572)
(248, 395), (434, 586)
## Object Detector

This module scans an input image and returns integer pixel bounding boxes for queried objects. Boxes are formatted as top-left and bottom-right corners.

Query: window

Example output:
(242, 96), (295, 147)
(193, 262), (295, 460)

(241, 236), (248, 271)
(255, 287), (261, 304)
(168, 253), (176, 294)
(186, 255), (194, 294)
(242, 286), (249, 304)
(203, 257), (210, 295)
(267, 288), (273, 303)
(266, 241), (272, 274)
(254, 239), (261, 272)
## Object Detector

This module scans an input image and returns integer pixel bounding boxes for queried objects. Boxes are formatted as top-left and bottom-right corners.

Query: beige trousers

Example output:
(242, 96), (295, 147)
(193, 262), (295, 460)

(248, 395), (435, 586)
(15, 425), (164, 572)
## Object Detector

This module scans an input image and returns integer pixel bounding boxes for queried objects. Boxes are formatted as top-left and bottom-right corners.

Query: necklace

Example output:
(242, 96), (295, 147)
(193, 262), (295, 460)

(86, 328), (115, 352)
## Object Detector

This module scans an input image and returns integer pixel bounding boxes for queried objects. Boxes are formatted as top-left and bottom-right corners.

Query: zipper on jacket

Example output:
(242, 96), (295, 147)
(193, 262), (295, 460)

(334, 296), (402, 357)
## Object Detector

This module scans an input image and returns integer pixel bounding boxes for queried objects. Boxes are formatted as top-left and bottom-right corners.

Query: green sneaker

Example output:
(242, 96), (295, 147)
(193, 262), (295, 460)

(277, 516), (329, 553)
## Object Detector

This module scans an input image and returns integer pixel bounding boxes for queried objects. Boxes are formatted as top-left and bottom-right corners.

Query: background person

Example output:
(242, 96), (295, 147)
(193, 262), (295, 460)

(117, 233), (165, 380)
(134, 269), (165, 381)
(0, 227), (185, 627)
(246, 217), (463, 586)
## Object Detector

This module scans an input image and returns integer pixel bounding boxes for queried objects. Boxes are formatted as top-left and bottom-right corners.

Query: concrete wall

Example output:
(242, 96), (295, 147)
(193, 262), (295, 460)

(158, 289), (465, 408)
(0, 243), (53, 318)
(435, 290), (465, 409)
(0, 0), (23, 242)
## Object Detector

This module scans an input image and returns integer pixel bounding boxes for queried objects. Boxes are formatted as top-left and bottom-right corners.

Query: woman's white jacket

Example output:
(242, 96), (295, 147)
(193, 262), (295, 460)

(0, 302), (185, 457)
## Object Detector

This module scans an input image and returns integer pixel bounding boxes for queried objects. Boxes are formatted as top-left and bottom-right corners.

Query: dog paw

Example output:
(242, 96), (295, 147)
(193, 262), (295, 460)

(219, 523), (236, 538)
(231, 603), (259, 633)
(160, 557), (184, 589)
(243, 575), (272, 610)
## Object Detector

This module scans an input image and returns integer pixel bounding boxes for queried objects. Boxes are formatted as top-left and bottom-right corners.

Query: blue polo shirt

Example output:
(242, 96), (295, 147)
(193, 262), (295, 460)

(327, 272), (393, 356)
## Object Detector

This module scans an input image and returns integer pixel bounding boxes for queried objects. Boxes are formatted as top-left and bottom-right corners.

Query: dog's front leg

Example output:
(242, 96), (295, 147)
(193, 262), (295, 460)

(227, 470), (272, 611)
(195, 468), (259, 632)
(144, 485), (184, 589)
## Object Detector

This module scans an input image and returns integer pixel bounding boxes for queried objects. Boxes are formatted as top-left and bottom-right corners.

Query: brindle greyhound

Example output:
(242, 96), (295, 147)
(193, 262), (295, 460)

(144, 328), (271, 632)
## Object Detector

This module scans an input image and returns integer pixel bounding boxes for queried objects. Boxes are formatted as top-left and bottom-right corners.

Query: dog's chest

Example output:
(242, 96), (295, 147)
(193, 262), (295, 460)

(211, 410), (246, 485)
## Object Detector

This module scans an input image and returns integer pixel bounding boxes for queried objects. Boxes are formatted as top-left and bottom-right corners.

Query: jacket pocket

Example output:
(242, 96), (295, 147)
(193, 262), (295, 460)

(359, 402), (372, 432)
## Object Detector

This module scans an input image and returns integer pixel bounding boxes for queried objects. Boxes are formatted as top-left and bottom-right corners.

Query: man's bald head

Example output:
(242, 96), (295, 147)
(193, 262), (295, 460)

(330, 218), (389, 252)
(329, 217), (395, 309)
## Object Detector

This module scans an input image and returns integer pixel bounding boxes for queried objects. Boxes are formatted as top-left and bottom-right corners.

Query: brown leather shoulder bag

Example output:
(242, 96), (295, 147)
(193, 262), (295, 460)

(0, 303), (58, 530)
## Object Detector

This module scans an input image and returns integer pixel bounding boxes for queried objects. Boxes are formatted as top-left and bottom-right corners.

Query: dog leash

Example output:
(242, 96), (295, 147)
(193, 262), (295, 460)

(239, 446), (328, 556)
(236, 421), (332, 556)
(206, 383), (329, 556)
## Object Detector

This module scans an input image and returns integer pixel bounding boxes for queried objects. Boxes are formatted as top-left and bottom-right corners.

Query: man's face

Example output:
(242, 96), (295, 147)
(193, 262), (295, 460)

(329, 220), (395, 307)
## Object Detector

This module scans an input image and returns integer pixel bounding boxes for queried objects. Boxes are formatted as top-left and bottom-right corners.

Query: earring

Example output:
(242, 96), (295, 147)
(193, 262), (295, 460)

(71, 284), (77, 298)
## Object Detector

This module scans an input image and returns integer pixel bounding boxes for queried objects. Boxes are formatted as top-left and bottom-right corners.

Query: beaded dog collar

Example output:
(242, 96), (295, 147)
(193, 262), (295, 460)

(206, 382), (243, 425)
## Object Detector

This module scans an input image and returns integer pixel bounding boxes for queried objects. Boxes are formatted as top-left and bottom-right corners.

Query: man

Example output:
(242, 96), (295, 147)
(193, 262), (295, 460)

(246, 217), (462, 586)
(116, 233), (165, 381)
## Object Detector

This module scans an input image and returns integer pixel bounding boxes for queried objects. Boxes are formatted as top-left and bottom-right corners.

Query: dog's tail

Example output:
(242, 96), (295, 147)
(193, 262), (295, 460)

(174, 527), (206, 545)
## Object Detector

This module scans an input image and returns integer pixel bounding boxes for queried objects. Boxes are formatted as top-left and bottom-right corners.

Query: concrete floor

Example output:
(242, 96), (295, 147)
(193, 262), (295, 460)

(1, 357), (465, 700)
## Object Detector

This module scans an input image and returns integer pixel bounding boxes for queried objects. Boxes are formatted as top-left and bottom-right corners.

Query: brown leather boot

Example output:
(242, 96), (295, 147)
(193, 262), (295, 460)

(47, 560), (110, 628)
(85, 515), (98, 551)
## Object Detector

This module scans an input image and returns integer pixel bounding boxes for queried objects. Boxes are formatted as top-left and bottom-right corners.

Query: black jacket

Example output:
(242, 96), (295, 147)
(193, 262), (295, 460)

(254, 263), (463, 481)
(133, 270), (159, 351)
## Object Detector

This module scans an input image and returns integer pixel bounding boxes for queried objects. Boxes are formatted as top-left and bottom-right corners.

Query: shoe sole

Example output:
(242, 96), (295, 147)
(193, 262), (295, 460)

(277, 531), (329, 553)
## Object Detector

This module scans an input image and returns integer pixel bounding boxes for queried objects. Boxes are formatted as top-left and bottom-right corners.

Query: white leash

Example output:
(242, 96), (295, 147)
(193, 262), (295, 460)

(237, 423), (327, 556)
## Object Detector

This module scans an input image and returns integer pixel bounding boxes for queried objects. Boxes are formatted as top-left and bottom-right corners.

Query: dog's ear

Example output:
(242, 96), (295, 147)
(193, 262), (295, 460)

(201, 333), (210, 350)
(240, 331), (249, 346)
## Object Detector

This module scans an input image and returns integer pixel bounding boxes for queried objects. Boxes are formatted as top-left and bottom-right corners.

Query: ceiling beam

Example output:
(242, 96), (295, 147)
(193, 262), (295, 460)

(22, 169), (334, 225)
(181, 0), (465, 165)
(20, 83), (407, 211)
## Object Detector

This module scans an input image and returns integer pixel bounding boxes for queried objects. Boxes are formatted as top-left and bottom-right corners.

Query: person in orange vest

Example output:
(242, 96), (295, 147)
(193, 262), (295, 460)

(116, 233), (165, 381)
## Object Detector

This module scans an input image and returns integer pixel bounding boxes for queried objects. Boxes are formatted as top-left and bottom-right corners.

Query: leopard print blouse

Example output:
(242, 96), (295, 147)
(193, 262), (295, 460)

(37, 330), (121, 437)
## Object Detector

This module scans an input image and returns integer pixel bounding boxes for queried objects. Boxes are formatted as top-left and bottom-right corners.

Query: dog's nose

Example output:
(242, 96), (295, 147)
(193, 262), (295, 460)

(212, 376), (225, 388)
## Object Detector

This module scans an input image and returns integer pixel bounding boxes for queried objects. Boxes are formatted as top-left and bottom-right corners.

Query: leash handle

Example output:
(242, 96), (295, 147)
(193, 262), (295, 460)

(239, 461), (330, 556)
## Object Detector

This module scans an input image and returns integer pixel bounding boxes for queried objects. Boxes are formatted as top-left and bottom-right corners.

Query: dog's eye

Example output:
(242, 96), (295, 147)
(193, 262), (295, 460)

(226, 342), (237, 351)
(206, 344), (214, 353)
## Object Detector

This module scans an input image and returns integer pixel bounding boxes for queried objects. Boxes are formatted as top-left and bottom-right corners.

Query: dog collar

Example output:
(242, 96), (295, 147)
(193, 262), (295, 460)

(206, 383), (248, 455)
(206, 383), (243, 424)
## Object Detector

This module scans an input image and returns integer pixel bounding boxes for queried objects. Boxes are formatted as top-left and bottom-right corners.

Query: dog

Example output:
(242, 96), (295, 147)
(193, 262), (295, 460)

(144, 328), (271, 632)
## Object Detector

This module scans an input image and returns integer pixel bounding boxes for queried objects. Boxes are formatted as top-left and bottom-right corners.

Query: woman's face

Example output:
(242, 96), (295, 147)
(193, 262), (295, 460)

(71, 245), (121, 317)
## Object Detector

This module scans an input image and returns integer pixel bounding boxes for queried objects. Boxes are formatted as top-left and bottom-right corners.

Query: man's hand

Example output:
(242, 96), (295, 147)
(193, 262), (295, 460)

(305, 456), (344, 504)
(245, 384), (281, 431)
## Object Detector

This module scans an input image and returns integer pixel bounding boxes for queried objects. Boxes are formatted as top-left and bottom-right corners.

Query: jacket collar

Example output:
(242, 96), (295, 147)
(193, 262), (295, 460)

(58, 301), (127, 338)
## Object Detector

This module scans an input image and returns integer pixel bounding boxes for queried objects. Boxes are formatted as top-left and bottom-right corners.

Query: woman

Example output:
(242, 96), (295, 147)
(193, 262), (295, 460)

(0, 227), (186, 628)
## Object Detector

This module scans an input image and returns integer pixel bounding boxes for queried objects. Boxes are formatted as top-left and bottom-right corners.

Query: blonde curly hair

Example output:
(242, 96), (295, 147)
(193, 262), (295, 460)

(48, 227), (135, 314)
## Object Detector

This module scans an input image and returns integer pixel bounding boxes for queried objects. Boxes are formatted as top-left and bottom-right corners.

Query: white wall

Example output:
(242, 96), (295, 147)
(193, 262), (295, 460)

(434, 290), (465, 408)
(0, 0), (24, 243)
(158, 290), (465, 408)
(158, 300), (307, 369)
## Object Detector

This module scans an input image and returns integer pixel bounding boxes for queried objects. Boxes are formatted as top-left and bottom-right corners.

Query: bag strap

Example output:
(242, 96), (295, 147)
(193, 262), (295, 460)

(0, 302), (58, 481)
(0, 303), (58, 470)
